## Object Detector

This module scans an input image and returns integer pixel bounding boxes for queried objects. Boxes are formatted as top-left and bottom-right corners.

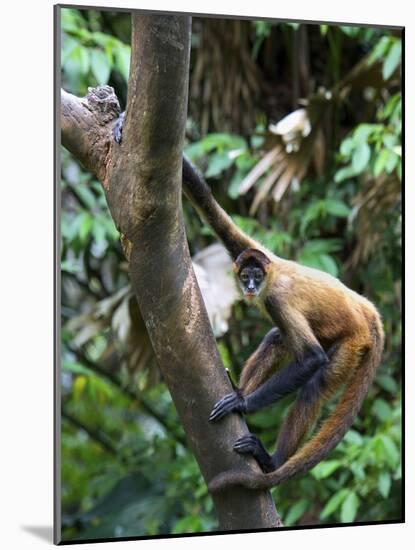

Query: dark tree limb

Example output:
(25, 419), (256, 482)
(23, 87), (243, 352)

(62, 410), (119, 457)
(61, 13), (281, 530)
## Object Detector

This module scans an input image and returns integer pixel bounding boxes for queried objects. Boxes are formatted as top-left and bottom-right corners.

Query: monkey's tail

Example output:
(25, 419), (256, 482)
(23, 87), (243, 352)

(182, 156), (258, 259)
(209, 318), (384, 492)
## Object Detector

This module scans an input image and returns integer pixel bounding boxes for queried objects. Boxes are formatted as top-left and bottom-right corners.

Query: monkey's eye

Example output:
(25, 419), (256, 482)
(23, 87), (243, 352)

(254, 270), (263, 282)
(240, 272), (249, 282)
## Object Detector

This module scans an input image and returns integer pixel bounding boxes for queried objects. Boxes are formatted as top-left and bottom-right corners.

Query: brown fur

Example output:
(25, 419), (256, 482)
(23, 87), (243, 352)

(208, 251), (384, 492)
(181, 160), (384, 492)
(238, 328), (290, 394)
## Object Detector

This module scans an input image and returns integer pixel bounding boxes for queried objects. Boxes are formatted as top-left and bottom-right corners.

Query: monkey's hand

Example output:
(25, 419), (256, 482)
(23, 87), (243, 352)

(113, 111), (125, 144)
(209, 391), (247, 422)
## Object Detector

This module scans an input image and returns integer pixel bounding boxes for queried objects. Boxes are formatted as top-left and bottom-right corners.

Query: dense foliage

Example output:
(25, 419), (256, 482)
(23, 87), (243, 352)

(60, 8), (402, 541)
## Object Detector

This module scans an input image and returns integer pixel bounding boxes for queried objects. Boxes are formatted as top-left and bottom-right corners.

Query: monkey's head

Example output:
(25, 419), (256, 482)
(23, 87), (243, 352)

(234, 249), (271, 299)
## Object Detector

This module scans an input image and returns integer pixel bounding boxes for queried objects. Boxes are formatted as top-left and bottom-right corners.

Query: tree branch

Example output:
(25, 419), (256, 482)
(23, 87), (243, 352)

(61, 13), (281, 530)
(62, 410), (119, 457)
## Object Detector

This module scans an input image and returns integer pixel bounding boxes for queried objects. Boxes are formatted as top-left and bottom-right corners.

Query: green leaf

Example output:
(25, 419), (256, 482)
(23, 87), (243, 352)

(352, 142), (371, 173)
(383, 40), (401, 80)
(284, 498), (309, 526)
(385, 151), (398, 174)
(368, 36), (391, 65)
(91, 49), (111, 85)
(74, 185), (97, 210)
(354, 124), (378, 143)
(311, 460), (342, 479)
(380, 434), (400, 467)
(373, 398), (393, 422)
(376, 374), (398, 394)
(92, 219), (107, 245)
(61, 36), (78, 66)
(71, 45), (90, 75)
(205, 152), (234, 178)
(373, 149), (389, 178)
(115, 44), (131, 82)
(320, 488), (349, 519)
(172, 515), (202, 534)
(382, 133), (398, 149)
(184, 142), (205, 160)
(62, 361), (93, 376)
(344, 429), (363, 445)
(324, 199), (351, 218)
(228, 172), (245, 199)
(340, 491), (360, 523)
(318, 254), (338, 277)
(78, 212), (93, 242)
(378, 472), (391, 498)
(73, 375), (88, 400)
(300, 239), (343, 254)
(334, 165), (357, 183)
(340, 137), (355, 157)
(61, 260), (81, 274)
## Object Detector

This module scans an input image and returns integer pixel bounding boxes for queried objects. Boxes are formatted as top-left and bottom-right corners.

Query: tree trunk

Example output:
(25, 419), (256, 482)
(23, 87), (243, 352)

(60, 12), (281, 530)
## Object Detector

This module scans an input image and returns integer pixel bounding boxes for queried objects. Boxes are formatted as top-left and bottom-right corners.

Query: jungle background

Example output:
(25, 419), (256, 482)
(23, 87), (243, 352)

(59, 8), (402, 541)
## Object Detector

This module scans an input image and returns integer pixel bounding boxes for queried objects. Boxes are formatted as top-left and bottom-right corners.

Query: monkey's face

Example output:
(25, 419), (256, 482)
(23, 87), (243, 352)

(239, 264), (265, 299)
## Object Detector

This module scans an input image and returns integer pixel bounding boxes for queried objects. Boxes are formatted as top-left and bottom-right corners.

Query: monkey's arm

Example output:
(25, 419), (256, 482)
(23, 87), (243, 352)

(239, 328), (289, 395)
(209, 348), (328, 421)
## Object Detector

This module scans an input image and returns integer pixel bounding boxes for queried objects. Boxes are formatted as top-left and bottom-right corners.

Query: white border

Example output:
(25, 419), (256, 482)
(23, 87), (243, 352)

(1, 1), (410, 548)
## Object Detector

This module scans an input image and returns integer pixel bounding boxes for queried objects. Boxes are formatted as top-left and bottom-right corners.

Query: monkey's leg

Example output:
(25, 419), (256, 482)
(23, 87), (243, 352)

(209, 328), (288, 422)
(271, 342), (351, 468)
(233, 434), (275, 472)
(239, 328), (289, 395)
(230, 375), (324, 472)
(233, 347), (336, 470)
(234, 390), (323, 472)
(272, 385), (323, 469)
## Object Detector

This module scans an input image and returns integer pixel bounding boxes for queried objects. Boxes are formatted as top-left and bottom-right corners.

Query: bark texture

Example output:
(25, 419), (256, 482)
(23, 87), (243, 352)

(61, 13), (281, 530)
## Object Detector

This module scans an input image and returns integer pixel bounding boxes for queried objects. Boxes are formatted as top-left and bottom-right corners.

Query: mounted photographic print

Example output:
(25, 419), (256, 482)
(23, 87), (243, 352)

(55, 3), (403, 544)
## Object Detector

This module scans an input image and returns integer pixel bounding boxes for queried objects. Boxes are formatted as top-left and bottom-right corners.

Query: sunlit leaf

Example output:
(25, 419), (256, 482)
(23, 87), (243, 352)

(376, 374), (398, 394)
(73, 375), (88, 400)
(378, 472), (391, 498)
(383, 40), (401, 80)
(284, 498), (309, 526)
(324, 199), (351, 218)
(114, 44), (131, 81)
(205, 152), (233, 178)
(78, 212), (93, 242)
(311, 460), (342, 479)
(352, 142), (371, 173)
(334, 165), (357, 183)
(380, 434), (400, 467)
(340, 491), (360, 523)
(373, 398), (393, 422)
(320, 488), (349, 519)
(91, 49), (111, 85)
(373, 149), (389, 177)
(344, 430), (363, 445)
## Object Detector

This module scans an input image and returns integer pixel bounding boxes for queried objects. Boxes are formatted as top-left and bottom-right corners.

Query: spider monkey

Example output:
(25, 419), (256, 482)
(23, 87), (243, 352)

(113, 115), (384, 491)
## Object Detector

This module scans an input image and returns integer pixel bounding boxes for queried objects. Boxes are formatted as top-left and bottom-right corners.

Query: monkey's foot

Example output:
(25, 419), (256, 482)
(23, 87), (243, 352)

(209, 392), (247, 422)
(233, 434), (274, 472)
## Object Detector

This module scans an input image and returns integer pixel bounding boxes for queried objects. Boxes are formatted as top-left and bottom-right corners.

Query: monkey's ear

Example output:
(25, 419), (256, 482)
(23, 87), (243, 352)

(235, 248), (271, 272)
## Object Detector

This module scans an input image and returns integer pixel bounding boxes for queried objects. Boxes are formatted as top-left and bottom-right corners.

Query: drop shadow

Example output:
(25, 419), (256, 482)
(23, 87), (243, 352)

(21, 525), (54, 543)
